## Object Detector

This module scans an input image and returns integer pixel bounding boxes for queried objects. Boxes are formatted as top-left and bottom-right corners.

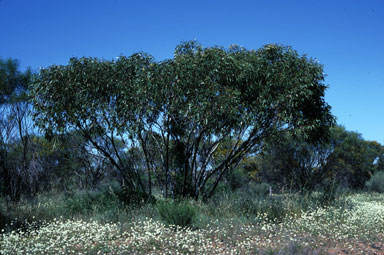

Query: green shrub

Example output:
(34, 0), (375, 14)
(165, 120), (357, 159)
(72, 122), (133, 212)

(64, 186), (123, 215)
(227, 169), (252, 191)
(366, 171), (384, 193)
(238, 197), (288, 223)
(156, 200), (197, 228)
(64, 191), (93, 214)
(113, 184), (156, 205)
(315, 181), (340, 207)
(248, 182), (271, 197)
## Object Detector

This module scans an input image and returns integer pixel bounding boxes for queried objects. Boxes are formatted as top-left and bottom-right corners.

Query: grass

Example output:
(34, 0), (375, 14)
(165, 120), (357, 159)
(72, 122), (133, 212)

(1, 189), (384, 254)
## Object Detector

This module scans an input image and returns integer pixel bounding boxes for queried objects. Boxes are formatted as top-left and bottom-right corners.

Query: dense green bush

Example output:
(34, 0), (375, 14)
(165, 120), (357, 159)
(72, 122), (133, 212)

(225, 169), (253, 191)
(113, 184), (156, 206)
(64, 191), (94, 214)
(64, 186), (123, 215)
(156, 200), (197, 228)
(365, 171), (384, 193)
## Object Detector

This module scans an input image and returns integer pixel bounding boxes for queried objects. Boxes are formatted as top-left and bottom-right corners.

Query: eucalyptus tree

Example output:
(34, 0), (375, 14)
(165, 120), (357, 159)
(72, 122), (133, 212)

(0, 57), (33, 201)
(31, 41), (335, 199)
(257, 125), (384, 191)
(325, 127), (384, 189)
(32, 54), (153, 195)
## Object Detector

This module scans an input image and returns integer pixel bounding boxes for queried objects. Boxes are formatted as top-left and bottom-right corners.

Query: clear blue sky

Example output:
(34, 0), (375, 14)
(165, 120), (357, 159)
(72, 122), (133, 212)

(1, 0), (383, 143)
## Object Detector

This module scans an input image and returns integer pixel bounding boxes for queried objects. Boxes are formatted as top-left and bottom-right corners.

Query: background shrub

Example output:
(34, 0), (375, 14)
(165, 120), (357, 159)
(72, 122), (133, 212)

(113, 184), (156, 206)
(247, 182), (271, 197)
(366, 171), (384, 193)
(156, 200), (197, 228)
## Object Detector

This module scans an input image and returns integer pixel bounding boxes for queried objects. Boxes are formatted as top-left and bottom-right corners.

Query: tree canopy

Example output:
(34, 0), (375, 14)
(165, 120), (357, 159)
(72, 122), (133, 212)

(0, 58), (31, 104)
(31, 41), (335, 199)
(256, 125), (384, 191)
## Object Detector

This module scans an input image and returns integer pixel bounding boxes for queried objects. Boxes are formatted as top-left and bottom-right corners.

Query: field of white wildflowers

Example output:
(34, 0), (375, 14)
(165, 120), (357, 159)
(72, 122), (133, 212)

(1, 193), (383, 254)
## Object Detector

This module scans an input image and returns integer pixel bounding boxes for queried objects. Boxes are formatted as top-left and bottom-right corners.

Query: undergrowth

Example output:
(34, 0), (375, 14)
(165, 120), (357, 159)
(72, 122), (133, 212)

(1, 185), (383, 254)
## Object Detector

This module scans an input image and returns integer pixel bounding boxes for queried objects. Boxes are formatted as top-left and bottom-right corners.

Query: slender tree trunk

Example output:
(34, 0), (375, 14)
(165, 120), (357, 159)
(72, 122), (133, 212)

(184, 165), (189, 197)
(165, 117), (170, 199)
(1, 155), (11, 201)
(139, 133), (153, 197)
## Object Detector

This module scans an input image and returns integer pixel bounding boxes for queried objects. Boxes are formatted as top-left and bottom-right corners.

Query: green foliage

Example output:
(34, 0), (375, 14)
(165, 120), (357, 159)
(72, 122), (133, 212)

(31, 41), (335, 199)
(257, 131), (333, 191)
(303, 189), (347, 209)
(113, 184), (156, 205)
(205, 185), (353, 226)
(156, 199), (197, 227)
(2, 192), (384, 254)
(64, 191), (97, 215)
(207, 184), (285, 222)
(0, 188), (125, 231)
(0, 57), (32, 104)
(240, 197), (289, 223)
(248, 182), (271, 197)
(224, 168), (253, 191)
(63, 185), (129, 215)
(326, 126), (382, 189)
(0, 187), (160, 233)
(365, 171), (384, 193)
(257, 125), (384, 191)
